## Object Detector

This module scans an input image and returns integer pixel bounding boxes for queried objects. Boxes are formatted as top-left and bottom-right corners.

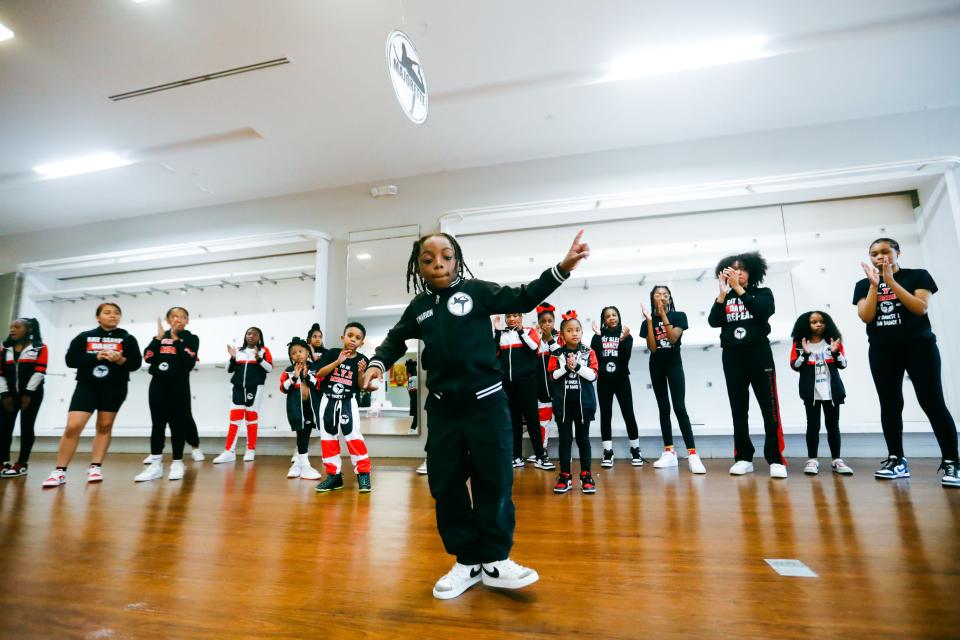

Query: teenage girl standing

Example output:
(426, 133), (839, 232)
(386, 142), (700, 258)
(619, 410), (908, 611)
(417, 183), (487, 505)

(789, 311), (853, 476)
(213, 327), (272, 463)
(641, 286), (705, 474)
(708, 252), (787, 478)
(590, 306), (643, 467)
(42, 303), (142, 487)
(136, 308), (199, 482)
(853, 237), (958, 487)
(1, 318), (48, 478)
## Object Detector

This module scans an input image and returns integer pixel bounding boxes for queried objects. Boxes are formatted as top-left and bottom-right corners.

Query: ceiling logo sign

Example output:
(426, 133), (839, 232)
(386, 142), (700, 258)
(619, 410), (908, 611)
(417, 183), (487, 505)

(386, 30), (428, 124)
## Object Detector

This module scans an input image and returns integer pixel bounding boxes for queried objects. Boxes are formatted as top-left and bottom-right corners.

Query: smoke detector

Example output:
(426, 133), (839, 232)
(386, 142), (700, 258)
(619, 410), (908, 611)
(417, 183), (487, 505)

(370, 185), (399, 198)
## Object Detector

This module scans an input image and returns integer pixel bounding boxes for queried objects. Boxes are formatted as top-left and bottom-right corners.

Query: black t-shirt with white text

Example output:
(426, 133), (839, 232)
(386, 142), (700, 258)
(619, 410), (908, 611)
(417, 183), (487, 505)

(640, 311), (689, 358)
(316, 348), (369, 400)
(852, 268), (938, 343)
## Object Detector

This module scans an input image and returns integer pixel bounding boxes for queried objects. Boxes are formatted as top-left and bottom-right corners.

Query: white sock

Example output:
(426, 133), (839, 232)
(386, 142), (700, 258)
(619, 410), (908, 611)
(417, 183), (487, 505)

(629, 439), (639, 448)
(602, 441), (613, 451)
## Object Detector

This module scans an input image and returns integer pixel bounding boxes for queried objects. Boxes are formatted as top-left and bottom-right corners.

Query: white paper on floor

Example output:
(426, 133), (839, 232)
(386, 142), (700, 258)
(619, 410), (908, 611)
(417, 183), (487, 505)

(764, 559), (818, 578)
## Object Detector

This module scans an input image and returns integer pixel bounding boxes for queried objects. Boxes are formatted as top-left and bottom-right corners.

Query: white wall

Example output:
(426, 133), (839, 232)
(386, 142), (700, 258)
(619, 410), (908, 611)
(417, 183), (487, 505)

(3, 106), (960, 456)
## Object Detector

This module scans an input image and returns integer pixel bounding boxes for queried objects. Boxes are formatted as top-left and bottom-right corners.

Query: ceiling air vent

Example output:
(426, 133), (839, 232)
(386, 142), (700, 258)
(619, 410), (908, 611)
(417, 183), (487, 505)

(108, 57), (291, 101)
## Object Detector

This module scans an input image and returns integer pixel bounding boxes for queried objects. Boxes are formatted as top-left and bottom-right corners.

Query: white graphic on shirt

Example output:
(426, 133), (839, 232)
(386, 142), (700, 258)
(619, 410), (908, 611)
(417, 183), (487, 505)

(734, 327), (747, 340)
(875, 280), (902, 328)
(605, 362), (617, 373)
(93, 365), (109, 379)
(447, 293), (473, 316)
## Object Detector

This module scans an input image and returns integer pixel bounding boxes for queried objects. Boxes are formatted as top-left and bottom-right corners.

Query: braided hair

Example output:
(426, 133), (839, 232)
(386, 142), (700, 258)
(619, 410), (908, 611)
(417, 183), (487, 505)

(405, 233), (475, 294)
(4, 317), (43, 348)
(241, 326), (264, 349)
(649, 285), (677, 313)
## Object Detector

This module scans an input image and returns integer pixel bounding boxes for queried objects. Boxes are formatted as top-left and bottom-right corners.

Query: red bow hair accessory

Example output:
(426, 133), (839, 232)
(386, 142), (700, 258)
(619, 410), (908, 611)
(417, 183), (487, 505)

(536, 303), (556, 317)
(561, 310), (578, 321)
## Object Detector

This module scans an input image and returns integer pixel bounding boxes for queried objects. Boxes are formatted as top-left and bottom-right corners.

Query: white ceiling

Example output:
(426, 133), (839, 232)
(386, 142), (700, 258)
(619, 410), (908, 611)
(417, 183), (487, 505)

(1, 0), (959, 235)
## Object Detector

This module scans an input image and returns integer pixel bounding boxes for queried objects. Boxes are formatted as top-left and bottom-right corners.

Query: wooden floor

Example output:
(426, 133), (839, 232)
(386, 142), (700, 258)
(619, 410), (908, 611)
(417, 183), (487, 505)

(1, 454), (958, 639)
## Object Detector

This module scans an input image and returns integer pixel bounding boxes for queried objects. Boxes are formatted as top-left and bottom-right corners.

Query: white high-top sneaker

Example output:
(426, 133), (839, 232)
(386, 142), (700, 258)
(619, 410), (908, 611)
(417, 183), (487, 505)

(653, 450), (678, 468)
(687, 453), (706, 474)
(213, 450), (236, 464)
(287, 456), (303, 478)
(729, 460), (754, 475)
(243, 449), (256, 462)
(168, 460), (185, 481)
(299, 454), (322, 480)
(190, 448), (205, 462)
(770, 463), (788, 479)
(135, 458), (164, 482)
(415, 459), (428, 475)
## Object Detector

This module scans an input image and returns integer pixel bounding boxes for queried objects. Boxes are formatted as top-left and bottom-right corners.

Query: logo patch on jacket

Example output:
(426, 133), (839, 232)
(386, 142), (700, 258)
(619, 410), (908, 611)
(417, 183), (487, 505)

(447, 293), (473, 316)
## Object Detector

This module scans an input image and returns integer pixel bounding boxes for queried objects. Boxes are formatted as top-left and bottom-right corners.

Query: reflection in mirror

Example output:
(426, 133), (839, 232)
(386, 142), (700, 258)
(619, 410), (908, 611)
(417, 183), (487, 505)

(347, 226), (421, 436)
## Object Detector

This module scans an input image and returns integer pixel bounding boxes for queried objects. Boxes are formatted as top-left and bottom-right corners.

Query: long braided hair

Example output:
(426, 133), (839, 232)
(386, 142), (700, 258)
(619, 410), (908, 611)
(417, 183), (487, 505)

(405, 232), (475, 294)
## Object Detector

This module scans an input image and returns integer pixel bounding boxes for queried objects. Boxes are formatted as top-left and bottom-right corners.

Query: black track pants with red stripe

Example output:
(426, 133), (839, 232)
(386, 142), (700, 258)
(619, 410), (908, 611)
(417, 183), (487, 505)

(721, 343), (785, 465)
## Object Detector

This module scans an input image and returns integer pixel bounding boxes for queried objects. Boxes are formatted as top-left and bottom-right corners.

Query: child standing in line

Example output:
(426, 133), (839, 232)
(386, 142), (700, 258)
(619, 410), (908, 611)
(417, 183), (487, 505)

(362, 230), (588, 600)
(789, 311), (852, 476)
(43, 303), (142, 488)
(213, 327), (273, 464)
(1, 318), (48, 478)
(307, 323), (326, 364)
(531, 302), (560, 460)
(549, 311), (599, 494)
(280, 337), (323, 480)
(313, 322), (372, 493)
(640, 286), (705, 474)
(591, 306), (643, 468)
(495, 312), (552, 470)
(136, 307), (200, 483)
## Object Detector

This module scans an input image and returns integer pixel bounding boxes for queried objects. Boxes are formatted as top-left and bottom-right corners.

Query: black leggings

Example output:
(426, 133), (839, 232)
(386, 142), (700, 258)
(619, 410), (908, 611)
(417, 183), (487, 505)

(649, 355), (695, 449)
(0, 390), (43, 465)
(868, 339), (959, 461)
(504, 376), (544, 459)
(597, 375), (639, 442)
(722, 344), (785, 465)
(296, 427), (312, 455)
(148, 380), (191, 460)
(805, 401), (841, 459)
(557, 420), (592, 474)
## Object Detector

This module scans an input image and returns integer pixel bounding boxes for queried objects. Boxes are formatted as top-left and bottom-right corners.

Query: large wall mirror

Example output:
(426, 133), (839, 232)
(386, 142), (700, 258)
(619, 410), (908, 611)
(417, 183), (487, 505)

(346, 225), (421, 436)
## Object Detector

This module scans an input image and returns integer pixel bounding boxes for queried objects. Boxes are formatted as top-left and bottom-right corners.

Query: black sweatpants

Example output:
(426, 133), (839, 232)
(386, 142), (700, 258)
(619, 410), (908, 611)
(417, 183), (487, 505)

(649, 355), (695, 449)
(504, 376), (545, 460)
(597, 375), (639, 441)
(185, 393), (200, 449)
(805, 401), (841, 459)
(721, 343), (785, 465)
(0, 390), (43, 464)
(868, 339), (959, 461)
(148, 379), (191, 460)
(425, 391), (514, 566)
(557, 419), (592, 474)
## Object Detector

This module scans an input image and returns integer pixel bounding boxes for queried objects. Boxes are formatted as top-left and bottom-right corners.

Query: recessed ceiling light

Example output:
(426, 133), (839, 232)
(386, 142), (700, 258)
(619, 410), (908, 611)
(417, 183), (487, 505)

(608, 35), (769, 81)
(356, 253), (372, 260)
(33, 153), (133, 179)
(0, 23), (14, 42)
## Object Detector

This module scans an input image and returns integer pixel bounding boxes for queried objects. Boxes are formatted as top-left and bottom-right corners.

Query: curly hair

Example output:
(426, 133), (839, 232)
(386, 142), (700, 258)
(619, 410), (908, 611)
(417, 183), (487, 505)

(405, 233), (475, 294)
(715, 251), (768, 286)
(790, 310), (842, 343)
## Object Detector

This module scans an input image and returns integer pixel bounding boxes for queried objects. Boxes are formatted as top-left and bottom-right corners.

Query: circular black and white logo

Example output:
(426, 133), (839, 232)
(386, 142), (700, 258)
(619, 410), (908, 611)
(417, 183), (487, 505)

(332, 383), (345, 396)
(880, 301), (895, 314)
(93, 365), (110, 379)
(447, 293), (474, 316)
(158, 362), (169, 372)
(386, 30), (428, 124)
(340, 413), (351, 425)
(734, 327), (747, 340)
(606, 362), (617, 373)
(246, 391), (254, 402)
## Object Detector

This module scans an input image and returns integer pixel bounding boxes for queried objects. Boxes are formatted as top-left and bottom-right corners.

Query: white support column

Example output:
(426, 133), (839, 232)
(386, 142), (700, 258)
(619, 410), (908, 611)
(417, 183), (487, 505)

(314, 236), (330, 336)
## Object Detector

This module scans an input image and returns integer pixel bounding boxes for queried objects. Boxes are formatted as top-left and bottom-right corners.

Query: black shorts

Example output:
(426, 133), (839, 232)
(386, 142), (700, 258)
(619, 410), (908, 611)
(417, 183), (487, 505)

(68, 382), (129, 413)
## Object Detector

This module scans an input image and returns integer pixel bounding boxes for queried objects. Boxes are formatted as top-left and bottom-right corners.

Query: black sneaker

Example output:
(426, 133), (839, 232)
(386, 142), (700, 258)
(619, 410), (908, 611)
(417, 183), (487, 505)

(315, 473), (344, 493)
(939, 460), (960, 488)
(630, 447), (644, 467)
(580, 471), (596, 494)
(1, 462), (27, 478)
(357, 472), (372, 493)
(601, 449), (615, 468)
(534, 456), (556, 471)
(553, 472), (572, 493)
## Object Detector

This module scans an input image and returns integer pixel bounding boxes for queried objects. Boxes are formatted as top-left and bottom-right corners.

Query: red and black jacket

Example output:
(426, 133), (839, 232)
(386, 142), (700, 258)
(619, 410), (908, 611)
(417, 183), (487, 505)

(495, 325), (541, 382)
(548, 344), (599, 422)
(229, 346), (273, 388)
(1, 341), (48, 397)
(280, 365), (322, 430)
(789, 340), (847, 405)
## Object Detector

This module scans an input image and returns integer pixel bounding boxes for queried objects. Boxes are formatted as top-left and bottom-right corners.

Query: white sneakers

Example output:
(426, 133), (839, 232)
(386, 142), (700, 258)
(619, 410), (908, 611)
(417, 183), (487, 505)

(87, 465), (103, 483)
(135, 460), (164, 482)
(770, 463), (788, 479)
(729, 460), (755, 475)
(42, 468), (66, 488)
(433, 562), (482, 600)
(831, 459), (854, 475)
(213, 450), (236, 464)
(687, 453), (707, 474)
(432, 558), (540, 600)
(191, 448), (206, 462)
(288, 454), (321, 480)
(416, 460), (428, 475)
(804, 459), (820, 475)
(653, 450), (679, 468)
(243, 450), (256, 462)
(168, 460), (185, 481)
